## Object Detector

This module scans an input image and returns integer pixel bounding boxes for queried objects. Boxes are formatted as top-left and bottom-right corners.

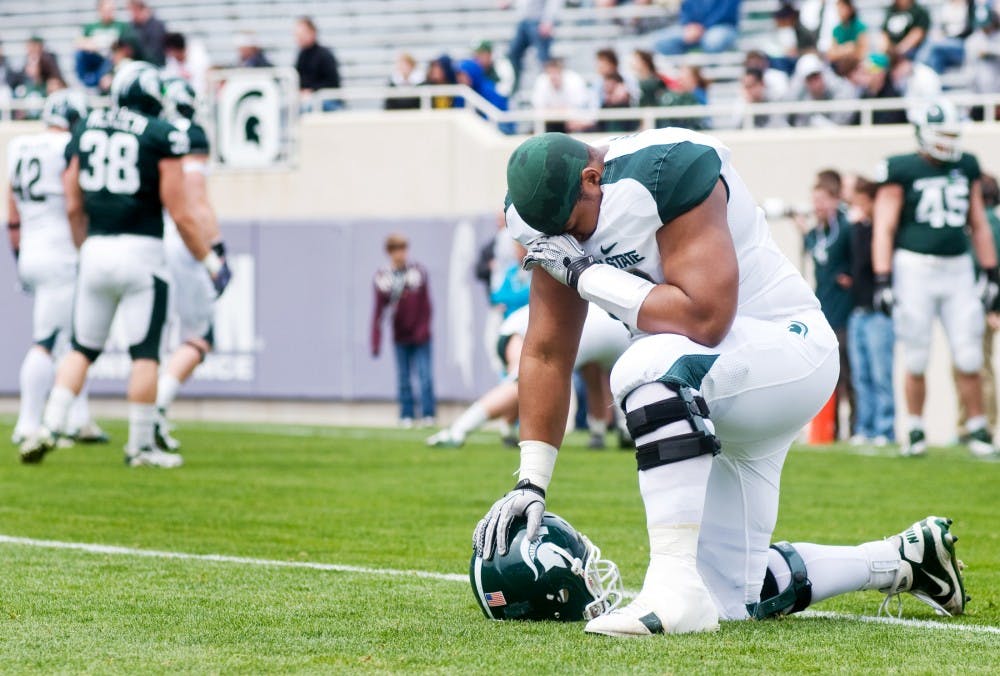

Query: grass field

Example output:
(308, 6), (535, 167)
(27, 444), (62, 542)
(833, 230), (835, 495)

(1, 417), (998, 673)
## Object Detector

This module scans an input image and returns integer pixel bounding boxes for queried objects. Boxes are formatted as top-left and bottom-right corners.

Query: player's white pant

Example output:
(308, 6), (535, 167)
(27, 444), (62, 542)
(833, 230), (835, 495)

(610, 309), (839, 620)
(576, 306), (632, 370)
(164, 224), (215, 345)
(72, 235), (169, 361)
(892, 249), (984, 374)
(17, 255), (77, 350)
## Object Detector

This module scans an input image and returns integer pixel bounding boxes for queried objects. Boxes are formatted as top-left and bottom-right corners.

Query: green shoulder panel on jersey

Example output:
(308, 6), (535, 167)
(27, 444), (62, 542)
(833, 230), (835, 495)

(72, 109), (188, 239)
(187, 123), (210, 156)
(601, 141), (721, 224)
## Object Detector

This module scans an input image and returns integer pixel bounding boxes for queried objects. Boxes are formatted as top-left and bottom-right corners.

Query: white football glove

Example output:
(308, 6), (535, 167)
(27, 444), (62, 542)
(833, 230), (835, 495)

(522, 234), (595, 289)
(472, 480), (546, 560)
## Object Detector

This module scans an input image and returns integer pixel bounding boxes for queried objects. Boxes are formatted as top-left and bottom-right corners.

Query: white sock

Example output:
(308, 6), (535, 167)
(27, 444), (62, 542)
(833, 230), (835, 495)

(587, 415), (608, 436)
(67, 384), (93, 433)
(128, 403), (157, 451)
(15, 348), (54, 436)
(907, 415), (924, 432)
(767, 539), (900, 605)
(42, 385), (76, 435)
(451, 402), (488, 439)
(156, 373), (182, 412)
(965, 415), (987, 433)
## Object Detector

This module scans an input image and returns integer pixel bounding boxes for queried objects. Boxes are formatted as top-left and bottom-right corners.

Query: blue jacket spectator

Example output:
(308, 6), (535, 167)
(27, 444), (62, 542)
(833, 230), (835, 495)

(653, 0), (742, 55)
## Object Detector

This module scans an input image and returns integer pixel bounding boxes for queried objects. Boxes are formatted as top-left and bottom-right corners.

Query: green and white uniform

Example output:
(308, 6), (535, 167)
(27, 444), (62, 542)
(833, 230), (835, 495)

(506, 128), (839, 619)
(163, 119), (216, 345)
(876, 151), (984, 374)
(7, 130), (78, 349)
(67, 107), (188, 361)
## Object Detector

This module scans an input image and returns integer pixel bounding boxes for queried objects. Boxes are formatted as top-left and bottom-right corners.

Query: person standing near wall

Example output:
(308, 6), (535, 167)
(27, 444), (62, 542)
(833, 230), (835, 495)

(371, 234), (435, 428)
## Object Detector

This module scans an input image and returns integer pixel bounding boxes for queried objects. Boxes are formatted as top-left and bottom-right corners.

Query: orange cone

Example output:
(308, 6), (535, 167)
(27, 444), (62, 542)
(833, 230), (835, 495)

(808, 393), (837, 445)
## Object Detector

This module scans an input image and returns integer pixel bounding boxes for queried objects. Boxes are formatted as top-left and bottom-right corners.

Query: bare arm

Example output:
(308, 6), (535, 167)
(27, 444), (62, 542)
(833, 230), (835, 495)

(872, 184), (902, 275)
(7, 187), (21, 254)
(968, 179), (998, 270)
(182, 155), (220, 244)
(894, 27), (926, 57)
(62, 156), (87, 248)
(160, 157), (209, 261)
(634, 181), (739, 346)
(517, 270), (589, 448)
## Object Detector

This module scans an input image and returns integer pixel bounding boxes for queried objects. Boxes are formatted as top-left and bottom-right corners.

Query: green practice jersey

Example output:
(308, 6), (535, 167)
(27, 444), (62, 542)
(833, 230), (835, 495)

(877, 151), (981, 256)
(67, 108), (188, 239)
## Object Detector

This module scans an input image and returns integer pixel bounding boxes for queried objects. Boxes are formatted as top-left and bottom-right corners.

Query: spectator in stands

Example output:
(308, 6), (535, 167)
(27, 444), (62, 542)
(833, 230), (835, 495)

(656, 64), (709, 130)
(827, 0), (869, 76)
(530, 56), (595, 132)
(729, 67), (789, 129)
(473, 40), (516, 99)
(881, 0), (931, 59)
(593, 48), (637, 131)
(423, 54), (459, 109)
(505, 0), (563, 93)
(162, 31), (210, 96)
(128, 0), (166, 66)
(788, 53), (856, 127)
(294, 16), (341, 111)
(371, 233), (436, 429)
(800, 0), (841, 54)
(890, 51), (942, 104)
(652, 0), (741, 56)
(235, 32), (272, 68)
(847, 53), (907, 125)
(457, 57), (513, 132)
(97, 38), (136, 93)
(965, 6), (1000, 101)
(845, 175), (895, 447)
(770, 2), (819, 74)
(20, 37), (64, 97)
(795, 169), (855, 440)
(920, 0), (972, 74)
(630, 49), (666, 108)
(75, 0), (137, 90)
(744, 49), (790, 100)
(385, 52), (423, 110)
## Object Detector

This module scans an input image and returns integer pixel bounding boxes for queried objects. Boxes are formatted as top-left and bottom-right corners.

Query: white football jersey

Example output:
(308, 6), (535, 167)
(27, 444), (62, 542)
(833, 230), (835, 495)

(7, 131), (78, 281)
(506, 128), (819, 336)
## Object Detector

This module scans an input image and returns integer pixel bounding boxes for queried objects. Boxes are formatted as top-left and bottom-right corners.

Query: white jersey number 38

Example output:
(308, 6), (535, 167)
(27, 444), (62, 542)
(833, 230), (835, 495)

(78, 130), (141, 195)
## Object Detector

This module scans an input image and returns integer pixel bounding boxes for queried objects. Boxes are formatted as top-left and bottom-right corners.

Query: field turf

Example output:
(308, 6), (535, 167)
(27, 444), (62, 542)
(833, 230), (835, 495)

(1, 418), (998, 673)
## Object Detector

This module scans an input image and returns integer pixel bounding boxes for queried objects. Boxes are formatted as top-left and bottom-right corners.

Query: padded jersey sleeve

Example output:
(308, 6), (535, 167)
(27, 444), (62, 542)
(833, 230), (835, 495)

(146, 118), (190, 160)
(649, 142), (722, 224)
(186, 124), (210, 156)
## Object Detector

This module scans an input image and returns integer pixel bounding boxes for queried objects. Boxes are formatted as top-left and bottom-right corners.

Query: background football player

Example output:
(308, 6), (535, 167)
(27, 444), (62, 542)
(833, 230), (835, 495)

(427, 302), (630, 449)
(19, 62), (227, 467)
(873, 99), (1000, 458)
(154, 78), (232, 452)
(6, 89), (107, 451)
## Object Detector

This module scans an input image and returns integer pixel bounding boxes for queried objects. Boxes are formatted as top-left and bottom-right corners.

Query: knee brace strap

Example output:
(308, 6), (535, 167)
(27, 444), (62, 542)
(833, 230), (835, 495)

(629, 383), (719, 471)
(626, 391), (711, 439)
(747, 541), (812, 619)
(635, 432), (720, 470)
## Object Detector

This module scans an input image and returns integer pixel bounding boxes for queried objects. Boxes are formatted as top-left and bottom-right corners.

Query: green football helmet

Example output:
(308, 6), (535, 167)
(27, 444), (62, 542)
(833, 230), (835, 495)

(162, 77), (197, 122)
(470, 512), (623, 621)
(912, 98), (962, 163)
(110, 60), (165, 117)
(42, 89), (88, 130)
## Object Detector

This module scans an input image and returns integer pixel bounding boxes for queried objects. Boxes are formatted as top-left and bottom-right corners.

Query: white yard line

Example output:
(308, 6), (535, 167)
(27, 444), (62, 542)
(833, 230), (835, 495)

(2, 533), (999, 636)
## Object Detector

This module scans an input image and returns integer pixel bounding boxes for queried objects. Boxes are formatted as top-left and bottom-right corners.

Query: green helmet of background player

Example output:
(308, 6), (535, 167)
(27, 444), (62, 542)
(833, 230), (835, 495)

(912, 98), (962, 163)
(162, 77), (198, 122)
(41, 89), (88, 130)
(110, 60), (165, 117)
(469, 512), (623, 621)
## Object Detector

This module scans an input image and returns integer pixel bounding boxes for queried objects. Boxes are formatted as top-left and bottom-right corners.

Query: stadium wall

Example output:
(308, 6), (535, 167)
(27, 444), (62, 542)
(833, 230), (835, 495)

(2, 114), (999, 442)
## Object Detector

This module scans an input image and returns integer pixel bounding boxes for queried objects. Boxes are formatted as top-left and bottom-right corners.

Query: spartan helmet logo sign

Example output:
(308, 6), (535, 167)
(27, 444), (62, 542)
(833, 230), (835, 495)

(520, 525), (578, 581)
(217, 73), (282, 168)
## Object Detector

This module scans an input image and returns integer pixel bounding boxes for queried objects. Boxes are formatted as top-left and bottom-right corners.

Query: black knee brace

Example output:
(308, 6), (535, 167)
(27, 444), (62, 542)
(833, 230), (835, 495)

(626, 382), (721, 471)
(747, 541), (813, 619)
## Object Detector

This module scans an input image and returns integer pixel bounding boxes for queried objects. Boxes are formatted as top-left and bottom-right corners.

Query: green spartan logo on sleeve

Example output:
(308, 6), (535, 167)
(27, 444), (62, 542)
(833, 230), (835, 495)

(788, 321), (809, 338)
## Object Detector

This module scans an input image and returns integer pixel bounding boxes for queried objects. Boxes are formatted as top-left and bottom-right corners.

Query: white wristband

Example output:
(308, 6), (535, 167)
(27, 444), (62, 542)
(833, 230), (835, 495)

(517, 440), (558, 491)
(576, 263), (655, 329)
(202, 250), (223, 276)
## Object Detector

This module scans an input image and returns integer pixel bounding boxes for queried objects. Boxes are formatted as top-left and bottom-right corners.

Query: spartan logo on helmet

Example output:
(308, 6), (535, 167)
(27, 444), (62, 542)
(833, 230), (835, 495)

(42, 89), (88, 130)
(912, 99), (963, 163)
(162, 78), (198, 122)
(110, 60), (165, 117)
(470, 512), (623, 622)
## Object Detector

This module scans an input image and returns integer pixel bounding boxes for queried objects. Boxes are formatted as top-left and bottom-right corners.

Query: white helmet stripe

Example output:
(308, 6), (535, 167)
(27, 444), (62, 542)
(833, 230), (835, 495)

(472, 557), (495, 620)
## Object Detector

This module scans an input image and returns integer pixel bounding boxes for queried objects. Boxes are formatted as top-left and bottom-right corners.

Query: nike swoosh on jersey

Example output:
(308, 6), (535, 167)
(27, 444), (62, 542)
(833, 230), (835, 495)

(600, 242), (617, 255)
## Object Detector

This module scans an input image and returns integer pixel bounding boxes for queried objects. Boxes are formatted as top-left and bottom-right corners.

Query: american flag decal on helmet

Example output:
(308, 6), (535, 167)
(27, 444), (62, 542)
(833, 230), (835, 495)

(484, 591), (507, 607)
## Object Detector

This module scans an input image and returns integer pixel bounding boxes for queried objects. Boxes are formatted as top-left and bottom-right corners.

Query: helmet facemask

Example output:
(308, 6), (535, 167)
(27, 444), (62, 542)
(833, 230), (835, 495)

(579, 534), (624, 620)
(917, 127), (961, 163)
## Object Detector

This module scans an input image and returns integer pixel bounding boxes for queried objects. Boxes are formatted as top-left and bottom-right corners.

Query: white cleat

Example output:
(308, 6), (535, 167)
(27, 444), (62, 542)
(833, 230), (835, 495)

(154, 412), (181, 452)
(125, 446), (184, 468)
(425, 429), (464, 448)
(585, 560), (720, 637)
(19, 428), (57, 464)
